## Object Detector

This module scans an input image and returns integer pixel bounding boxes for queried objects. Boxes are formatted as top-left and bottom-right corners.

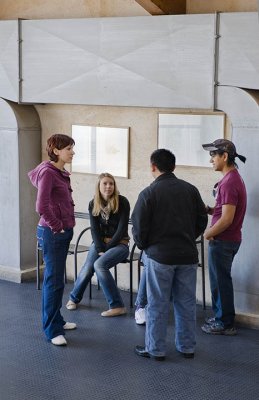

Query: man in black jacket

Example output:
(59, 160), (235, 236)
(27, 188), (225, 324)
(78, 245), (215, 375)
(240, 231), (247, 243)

(132, 149), (208, 361)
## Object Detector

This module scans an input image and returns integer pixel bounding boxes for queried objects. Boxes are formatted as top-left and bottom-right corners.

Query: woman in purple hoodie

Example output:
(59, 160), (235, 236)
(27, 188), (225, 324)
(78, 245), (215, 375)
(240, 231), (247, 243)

(28, 134), (76, 346)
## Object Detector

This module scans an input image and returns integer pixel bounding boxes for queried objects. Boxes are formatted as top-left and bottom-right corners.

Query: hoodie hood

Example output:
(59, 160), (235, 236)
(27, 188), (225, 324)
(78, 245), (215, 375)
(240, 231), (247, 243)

(28, 161), (70, 188)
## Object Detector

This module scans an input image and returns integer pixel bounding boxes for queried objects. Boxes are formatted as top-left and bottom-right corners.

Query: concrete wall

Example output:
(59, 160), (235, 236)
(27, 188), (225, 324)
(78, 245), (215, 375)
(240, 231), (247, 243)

(33, 102), (218, 302)
(0, 99), (41, 282)
(0, 0), (149, 19)
(0, 1), (258, 322)
(19, 15), (214, 108)
(0, 1), (219, 304)
(0, 0), (256, 20)
(187, 0), (258, 14)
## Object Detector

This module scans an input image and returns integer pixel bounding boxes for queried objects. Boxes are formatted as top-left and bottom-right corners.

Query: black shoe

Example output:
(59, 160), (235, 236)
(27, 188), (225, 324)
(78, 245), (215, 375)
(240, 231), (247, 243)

(134, 345), (165, 361)
(177, 350), (194, 359)
(181, 352), (194, 359)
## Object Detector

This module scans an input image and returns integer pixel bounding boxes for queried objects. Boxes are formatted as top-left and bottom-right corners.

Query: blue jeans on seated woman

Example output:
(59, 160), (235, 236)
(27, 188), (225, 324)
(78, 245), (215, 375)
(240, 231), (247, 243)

(37, 225), (73, 341)
(69, 242), (129, 309)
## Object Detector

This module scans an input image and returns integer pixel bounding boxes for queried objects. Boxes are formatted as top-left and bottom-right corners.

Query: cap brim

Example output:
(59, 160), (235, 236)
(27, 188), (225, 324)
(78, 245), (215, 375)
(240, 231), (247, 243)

(202, 143), (218, 151)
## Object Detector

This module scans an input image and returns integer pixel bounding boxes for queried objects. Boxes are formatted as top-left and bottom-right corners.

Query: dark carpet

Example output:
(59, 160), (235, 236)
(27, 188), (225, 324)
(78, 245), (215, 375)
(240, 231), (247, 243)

(0, 280), (258, 400)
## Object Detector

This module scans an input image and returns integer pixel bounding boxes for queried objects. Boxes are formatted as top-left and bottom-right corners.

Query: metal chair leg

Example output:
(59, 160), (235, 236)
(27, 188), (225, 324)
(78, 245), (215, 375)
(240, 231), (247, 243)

(114, 265), (117, 284)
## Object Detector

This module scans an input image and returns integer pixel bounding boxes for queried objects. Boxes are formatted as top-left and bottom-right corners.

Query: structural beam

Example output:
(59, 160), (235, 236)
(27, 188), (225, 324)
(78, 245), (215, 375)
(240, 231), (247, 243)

(135, 0), (186, 15)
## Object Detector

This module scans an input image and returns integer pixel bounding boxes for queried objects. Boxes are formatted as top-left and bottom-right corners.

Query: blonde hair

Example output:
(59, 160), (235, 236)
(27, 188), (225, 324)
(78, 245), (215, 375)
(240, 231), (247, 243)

(92, 172), (119, 216)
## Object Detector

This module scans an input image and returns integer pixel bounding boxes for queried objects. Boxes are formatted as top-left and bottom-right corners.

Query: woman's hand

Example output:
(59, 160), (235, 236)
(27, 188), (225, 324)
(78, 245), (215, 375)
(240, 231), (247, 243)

(98, 252), (104, 256)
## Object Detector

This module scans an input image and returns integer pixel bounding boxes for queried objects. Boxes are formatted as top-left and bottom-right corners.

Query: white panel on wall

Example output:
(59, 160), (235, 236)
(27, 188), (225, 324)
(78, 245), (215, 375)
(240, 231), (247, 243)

(0, 21), (19, 101)
(218, 13), (259, 90)
(20, 15), (214, 108)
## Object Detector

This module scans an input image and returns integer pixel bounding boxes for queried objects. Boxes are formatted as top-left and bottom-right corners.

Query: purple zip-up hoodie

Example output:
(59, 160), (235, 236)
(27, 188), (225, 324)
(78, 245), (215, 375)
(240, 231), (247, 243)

(28, 161), (75, 233)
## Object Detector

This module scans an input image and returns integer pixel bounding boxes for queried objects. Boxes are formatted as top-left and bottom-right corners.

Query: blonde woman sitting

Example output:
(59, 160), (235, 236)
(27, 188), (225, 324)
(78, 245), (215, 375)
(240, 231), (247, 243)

(66, 173), (130, 316)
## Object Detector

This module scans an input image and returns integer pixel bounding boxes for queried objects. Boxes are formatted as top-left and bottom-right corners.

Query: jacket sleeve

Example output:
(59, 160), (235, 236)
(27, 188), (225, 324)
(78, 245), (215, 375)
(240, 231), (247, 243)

(194, 188), (208, 238)
(36, 169), (63, 233)
(131, 189), (152, 250)
(89, 201), (105, 253)
(106, 196), (130, 250)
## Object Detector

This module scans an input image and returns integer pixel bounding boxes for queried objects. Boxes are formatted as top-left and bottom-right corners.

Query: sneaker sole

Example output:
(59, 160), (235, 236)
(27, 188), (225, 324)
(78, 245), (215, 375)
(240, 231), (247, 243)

(222, 330), (237, 336)
(201, 326), (237, 336)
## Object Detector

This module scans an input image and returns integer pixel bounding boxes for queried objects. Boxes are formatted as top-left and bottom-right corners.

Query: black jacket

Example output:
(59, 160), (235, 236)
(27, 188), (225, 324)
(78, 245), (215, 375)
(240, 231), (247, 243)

(89, 195), (130, 254)
(131, 173), (208, 264)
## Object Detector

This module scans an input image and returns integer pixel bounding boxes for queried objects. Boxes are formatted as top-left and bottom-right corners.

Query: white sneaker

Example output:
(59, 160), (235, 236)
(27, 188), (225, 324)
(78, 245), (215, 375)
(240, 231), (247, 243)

(51, 335), (67, 346)
(63, 322), (77, 330)
(135, 307), (146, 325)
(66, 300), (77, 310)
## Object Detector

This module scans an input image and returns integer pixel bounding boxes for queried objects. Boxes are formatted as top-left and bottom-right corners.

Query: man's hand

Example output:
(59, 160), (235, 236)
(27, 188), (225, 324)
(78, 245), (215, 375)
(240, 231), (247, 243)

(204, 204), (236, 240)
(204, 230), (214, 241)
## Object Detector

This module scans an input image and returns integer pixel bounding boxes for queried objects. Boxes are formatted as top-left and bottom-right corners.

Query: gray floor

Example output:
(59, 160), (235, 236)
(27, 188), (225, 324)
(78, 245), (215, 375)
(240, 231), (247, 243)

(0, 280), (259, 400)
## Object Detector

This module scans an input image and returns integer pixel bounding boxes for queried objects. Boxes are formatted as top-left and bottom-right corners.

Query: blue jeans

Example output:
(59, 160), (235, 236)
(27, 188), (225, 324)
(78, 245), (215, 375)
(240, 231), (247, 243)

(135, 254), (147, 308)
(37, 225), (73, 341)
(70, 242), (129, 308)
(145, 254), (197, 357)
(208, 239), (240, 328)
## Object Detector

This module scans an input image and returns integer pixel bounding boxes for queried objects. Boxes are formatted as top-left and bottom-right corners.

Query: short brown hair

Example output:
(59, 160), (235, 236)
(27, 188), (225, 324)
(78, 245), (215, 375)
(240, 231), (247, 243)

(46, 134), (75, 162)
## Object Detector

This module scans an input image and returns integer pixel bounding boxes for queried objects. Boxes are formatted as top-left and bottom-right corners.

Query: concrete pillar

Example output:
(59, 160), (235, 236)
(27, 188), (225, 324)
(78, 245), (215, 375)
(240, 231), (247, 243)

(218, 86), (259, 327)
(0, 98), (41, 282)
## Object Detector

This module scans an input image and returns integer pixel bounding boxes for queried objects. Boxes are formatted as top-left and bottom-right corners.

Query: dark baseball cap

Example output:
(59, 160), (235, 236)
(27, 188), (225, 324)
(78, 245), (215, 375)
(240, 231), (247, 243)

(202, 138), (246, 163)
(202, 139), (236, 155)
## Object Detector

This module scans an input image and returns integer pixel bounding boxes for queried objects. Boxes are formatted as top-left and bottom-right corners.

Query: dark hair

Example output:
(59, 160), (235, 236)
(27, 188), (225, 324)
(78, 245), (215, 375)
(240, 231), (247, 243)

(150, 149), (176, 173)
(209, 150), (238, 168)
(46, 134), (75, 162)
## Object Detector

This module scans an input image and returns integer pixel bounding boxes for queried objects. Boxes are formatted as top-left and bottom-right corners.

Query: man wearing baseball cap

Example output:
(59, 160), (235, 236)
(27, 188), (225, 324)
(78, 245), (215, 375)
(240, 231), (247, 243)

(201, 139), (247, 335)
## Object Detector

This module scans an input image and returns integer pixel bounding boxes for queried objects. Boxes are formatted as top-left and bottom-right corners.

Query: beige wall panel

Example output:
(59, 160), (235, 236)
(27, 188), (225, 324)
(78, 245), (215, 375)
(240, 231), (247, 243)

(187, 0), (258, 14)
(35, 103), (215, 209)
(35, 102), (214, 301)
(0, 0), (148, 20)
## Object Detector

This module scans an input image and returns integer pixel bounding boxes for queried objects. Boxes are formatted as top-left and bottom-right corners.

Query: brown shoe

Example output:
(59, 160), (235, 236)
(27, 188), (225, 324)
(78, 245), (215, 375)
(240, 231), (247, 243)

(101, 307), (127, 317)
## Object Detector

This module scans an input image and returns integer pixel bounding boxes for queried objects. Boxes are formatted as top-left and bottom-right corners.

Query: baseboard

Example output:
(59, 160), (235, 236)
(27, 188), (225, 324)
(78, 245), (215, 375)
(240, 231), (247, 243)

(0, 264), (38, 283)
(235, 313), (259, 330)
(0, 265), (22, 283)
